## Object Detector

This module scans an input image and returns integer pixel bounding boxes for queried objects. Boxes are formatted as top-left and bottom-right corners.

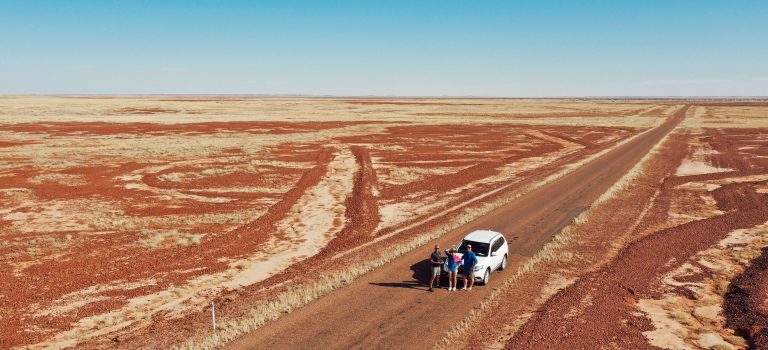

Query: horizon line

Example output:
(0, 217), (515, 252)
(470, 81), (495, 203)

(2, 94), (768, 100)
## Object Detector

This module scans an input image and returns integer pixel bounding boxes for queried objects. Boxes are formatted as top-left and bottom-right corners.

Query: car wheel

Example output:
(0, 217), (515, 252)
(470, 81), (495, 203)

(482, 269), (490, 285)
(500, 255), (508, 271)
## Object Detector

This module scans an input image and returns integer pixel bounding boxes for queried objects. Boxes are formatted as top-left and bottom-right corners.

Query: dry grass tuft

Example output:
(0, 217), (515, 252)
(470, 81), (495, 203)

(28, 173), (87, 186)
(683, 105), (768, 129)
(137, 229), (204, 248)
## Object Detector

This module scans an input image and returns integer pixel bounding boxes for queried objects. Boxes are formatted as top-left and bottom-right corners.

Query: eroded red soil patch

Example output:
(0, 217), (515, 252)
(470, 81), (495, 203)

(725, 247), (768, 348)
(0, 140), (36, 148)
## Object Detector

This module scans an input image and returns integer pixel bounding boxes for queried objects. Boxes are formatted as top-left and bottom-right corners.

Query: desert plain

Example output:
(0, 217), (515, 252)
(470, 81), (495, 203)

(1, 96), (767, 349)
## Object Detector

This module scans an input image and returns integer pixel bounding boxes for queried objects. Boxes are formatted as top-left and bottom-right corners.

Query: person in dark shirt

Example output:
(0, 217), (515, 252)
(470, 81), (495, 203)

(462, 244), (478, 291)
(428, 245), (443, 292)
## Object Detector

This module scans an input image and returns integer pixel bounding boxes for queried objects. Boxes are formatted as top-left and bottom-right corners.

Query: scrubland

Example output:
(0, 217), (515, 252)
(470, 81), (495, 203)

(5, 97), (766, 349)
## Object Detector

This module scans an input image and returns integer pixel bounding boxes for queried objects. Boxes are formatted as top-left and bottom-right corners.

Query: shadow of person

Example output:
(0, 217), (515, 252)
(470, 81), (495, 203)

(369, 281), (425, 289)
(410, 257), (431, 281)
(369, 258), (435, 290)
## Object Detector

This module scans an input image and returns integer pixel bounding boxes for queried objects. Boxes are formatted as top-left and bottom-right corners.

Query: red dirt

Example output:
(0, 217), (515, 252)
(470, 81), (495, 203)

(725, 246), (768, 348)
(506, 126), (768, 349)
(0, 122), (343, 348)
(508, 186), (768, 349)
(719, 129), (768, 350)
(0, 140), (36, 148)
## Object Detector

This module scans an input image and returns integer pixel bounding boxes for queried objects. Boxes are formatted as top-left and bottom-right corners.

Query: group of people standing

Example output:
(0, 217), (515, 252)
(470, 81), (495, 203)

(428, 244), (478, 292)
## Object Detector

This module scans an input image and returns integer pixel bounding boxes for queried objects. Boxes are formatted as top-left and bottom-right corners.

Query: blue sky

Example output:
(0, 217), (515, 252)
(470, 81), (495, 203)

(1, 1), (767, 96)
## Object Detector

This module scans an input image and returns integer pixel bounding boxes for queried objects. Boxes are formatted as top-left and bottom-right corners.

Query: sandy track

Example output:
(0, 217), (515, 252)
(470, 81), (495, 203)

(223, 108), (687, 349)
(318, 146), (381, 253)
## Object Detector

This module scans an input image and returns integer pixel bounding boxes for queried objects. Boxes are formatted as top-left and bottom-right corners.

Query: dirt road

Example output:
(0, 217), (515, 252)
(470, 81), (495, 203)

(225, 107), (687, 350)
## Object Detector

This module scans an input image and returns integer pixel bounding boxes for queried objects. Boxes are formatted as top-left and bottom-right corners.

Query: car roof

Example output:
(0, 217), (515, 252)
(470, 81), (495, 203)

(463, 230), (503, 243)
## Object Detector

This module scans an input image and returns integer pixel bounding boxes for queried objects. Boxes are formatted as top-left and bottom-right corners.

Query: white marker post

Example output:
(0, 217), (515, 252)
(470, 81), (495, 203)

(211, 302), (216, 331)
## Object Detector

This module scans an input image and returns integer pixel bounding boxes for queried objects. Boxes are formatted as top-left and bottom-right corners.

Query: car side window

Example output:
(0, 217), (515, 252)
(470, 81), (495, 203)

(491, 237), (502, 252)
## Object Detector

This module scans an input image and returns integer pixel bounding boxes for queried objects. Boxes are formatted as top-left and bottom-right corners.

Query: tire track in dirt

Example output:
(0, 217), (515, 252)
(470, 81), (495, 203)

(204, 147), (334, 256)
(378, 161), (506, 200)
(536, 129), (598, 149)
(317, 146), (381, 254)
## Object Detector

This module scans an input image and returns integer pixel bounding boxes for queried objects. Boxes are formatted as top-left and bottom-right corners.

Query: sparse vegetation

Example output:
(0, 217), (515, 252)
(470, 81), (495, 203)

(137, 229), (204, 248)
(9, 98), (757, 349)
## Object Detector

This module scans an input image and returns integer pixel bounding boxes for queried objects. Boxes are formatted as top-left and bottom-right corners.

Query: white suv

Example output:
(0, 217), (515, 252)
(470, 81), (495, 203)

(443, 230), (508, 285)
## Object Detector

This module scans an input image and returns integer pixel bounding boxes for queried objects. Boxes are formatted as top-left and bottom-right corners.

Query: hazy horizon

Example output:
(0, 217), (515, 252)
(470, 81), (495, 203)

(2, 1), (767, 97)
(3, 94), (768, 99)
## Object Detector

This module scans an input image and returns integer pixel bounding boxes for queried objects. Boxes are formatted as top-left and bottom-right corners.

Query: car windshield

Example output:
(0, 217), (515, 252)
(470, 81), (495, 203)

(459, 240), (490, 257)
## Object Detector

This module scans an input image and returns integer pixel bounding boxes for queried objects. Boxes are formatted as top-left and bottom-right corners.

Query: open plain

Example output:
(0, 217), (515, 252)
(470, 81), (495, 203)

(1, 97), (766, 349)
